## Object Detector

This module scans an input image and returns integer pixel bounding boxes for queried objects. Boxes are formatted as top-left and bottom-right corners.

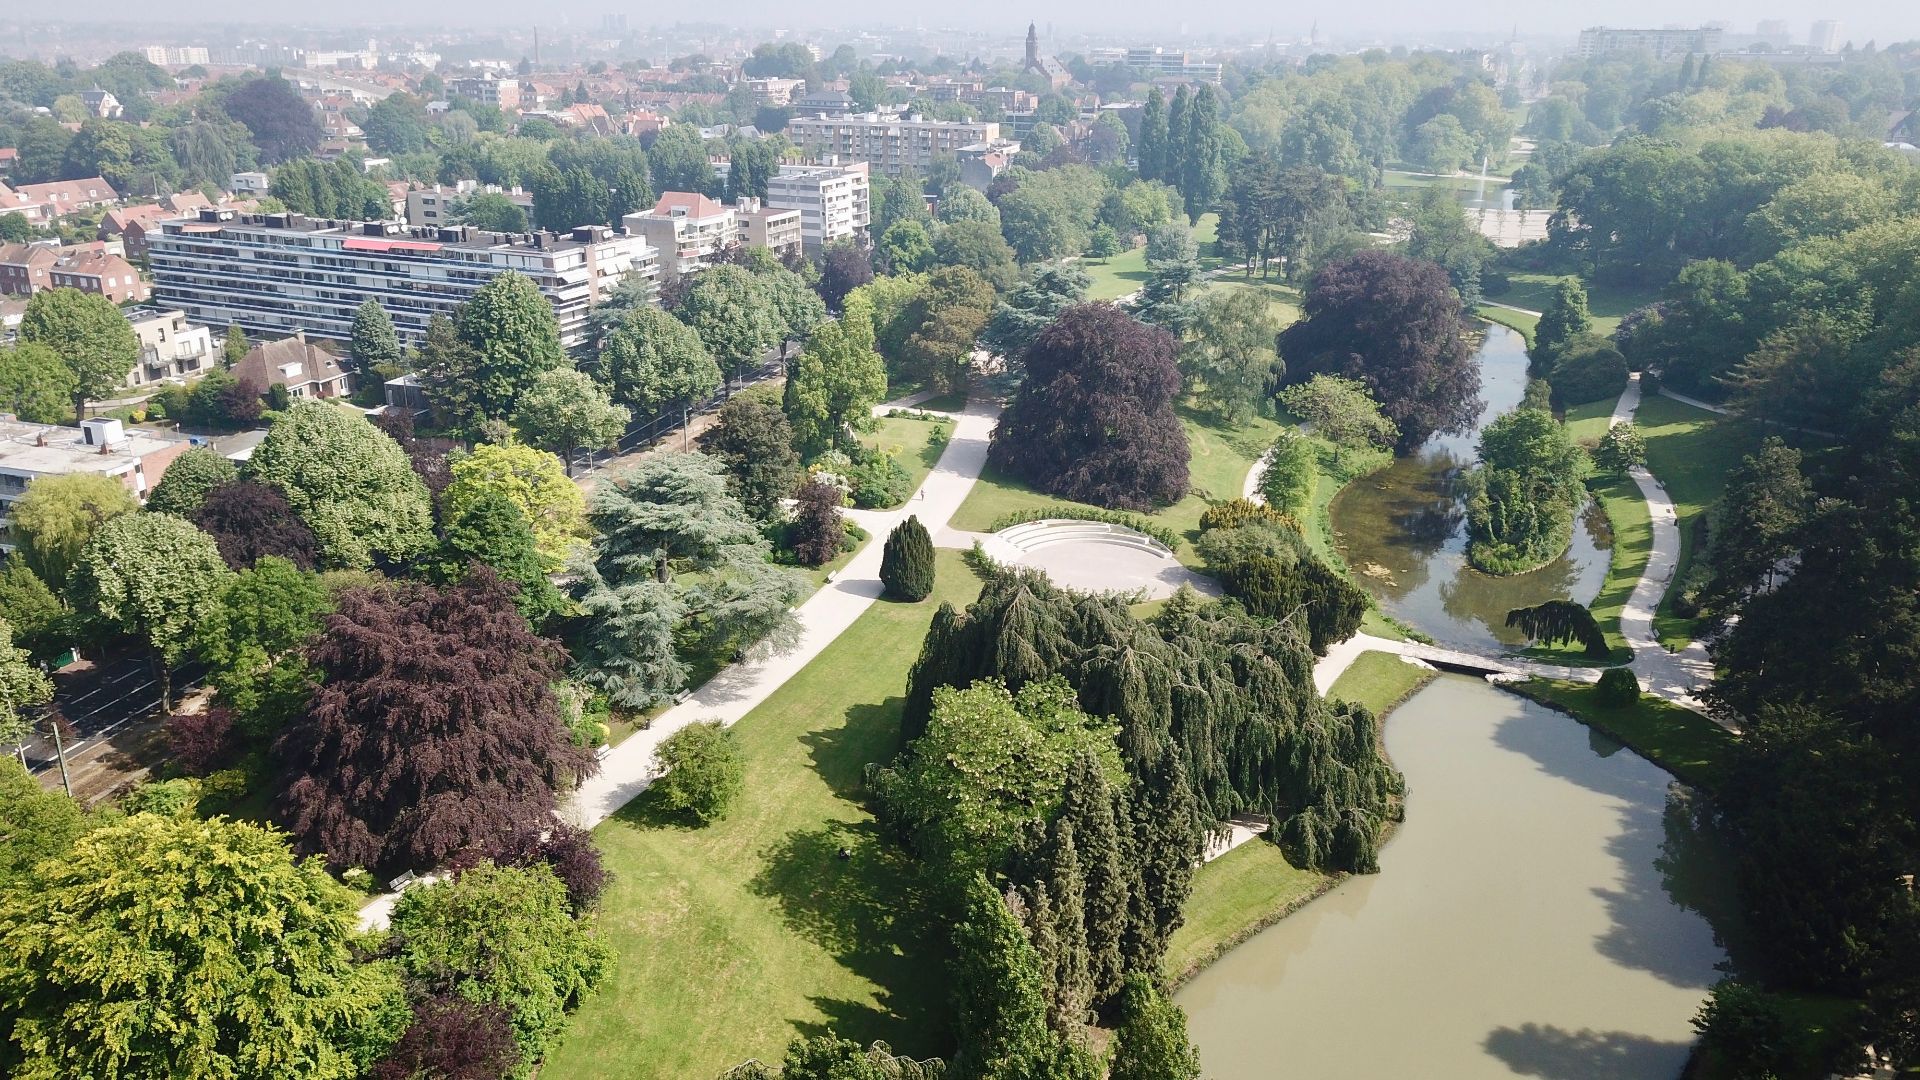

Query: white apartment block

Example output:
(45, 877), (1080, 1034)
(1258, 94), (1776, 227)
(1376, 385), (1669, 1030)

(785, 114), (999, 178)
(624, 193), (738, 281)
(147, 209), (657, 352)
(0, 418), (190, 552)
(764, 161), (871, 252)
(1577, 26), (1724, 59)
(126, 307), (214, 387)
(144, 45), (211, 66)
(446, 73), (522, 111)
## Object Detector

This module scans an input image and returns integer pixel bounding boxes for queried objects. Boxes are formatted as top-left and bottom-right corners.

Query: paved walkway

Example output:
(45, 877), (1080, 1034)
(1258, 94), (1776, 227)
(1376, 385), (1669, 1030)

(1656, 386), (1733, 416)
(1481, 300), (1544, 319)
(1611, 375), (1717, 712)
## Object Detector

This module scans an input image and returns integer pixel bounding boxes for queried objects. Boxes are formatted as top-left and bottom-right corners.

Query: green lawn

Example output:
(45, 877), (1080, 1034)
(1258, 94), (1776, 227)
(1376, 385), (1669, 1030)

(1635, 394), (1759, 648)
(1477, 304), (1538, 343)
(1507, 678), (1739, 792)
(860, 414), (952, 504)
(1562, 393), (1620, 447)
(1082, 212), (1220, 301)
(1161, 841), (1331, 986)
(1205, 276), (1302, 326)
(544, 550), (983, 1079)
(1325, 650), (1438, 716)
(1490, 272), (1662, 337)
(947, 406), (1284, 566)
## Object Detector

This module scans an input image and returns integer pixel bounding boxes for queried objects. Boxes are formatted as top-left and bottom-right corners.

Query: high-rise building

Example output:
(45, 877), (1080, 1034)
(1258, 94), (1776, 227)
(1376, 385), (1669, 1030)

(785, 114), (998, 178)
(1577, 26), (1724, 59)
(762, 161), (871, 252)
(1755, 19), (1792, 47)
(1809, 20), (1841, 53)
(147, 209), (655, 351)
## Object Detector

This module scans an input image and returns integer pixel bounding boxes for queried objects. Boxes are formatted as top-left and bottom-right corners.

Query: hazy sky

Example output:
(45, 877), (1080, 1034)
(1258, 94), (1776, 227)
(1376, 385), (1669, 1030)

(25, 0), (1917, 47)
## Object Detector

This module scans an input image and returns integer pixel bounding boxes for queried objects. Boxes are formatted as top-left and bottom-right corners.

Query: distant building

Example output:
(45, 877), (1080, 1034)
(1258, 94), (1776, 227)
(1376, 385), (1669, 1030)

(1116, 45), (1221, 84)
(0, 241), (145, 303)
(1024, 23), (1073, 90)
(232, 333), (354, 401)
(624, 192), (738, 282)
(957, 141), (1020, 190)
(80, 89), (123, 119)
(1577, 26), (1724, 59)
(99, 204), (176, 260)
(745, 77), (806, 106)
(228, 172), (270, 197)
(763, 161), (871, 252)
(126, 307), (214, 386)
(786, 114), (998, 178)
(404, 182), (534, 228)
(0, 177), (119, 223)
(143, 45), (211, 67)
(732, 197), (803, 261)
(1809, 19), (1840, 53)
(447, 73), (521, 112)
(148, 209), (656, 351)
(792, 88), (855, 116)
(0, 418), (191, 550)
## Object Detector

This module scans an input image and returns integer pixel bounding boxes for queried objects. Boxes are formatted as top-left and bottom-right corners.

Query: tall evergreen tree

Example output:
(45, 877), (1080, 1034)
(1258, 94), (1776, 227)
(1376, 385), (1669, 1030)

(1040, 820), (1093, 1033)
(1136, 87), (1168, 182)
(1125, 756), (1203, 972)
(1108, 974), (1202, 1080)
(951, 874), (1056, 1080)
(880, 515), (936, 602)
(349, 298), (402, 377)
(1164, 86), (1192, 199)
(1533, 277), (1593, 364)
(1057, 752), (1130, 1006)
(1180, 85), (1226, 221)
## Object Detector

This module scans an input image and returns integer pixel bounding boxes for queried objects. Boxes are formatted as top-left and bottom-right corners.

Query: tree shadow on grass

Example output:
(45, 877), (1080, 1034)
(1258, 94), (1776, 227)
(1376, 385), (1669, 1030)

(1483, 1023), (1692, 1079)
(606, 780), (704, 832)
(803, 698), (909, 802)
(750, 819), (951, 1057)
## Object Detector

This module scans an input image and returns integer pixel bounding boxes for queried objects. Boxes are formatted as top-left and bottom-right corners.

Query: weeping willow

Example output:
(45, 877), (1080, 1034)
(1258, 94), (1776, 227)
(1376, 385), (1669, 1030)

(904, 567), (1404, 873)
(1505, 599), (1610, 658)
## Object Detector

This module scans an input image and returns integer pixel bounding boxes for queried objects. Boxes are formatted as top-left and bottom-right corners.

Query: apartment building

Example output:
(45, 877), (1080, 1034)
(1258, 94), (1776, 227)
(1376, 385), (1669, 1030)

(733, 197), (802, 261)
(126, 307), (213, 386)
(785, 114), (998, 178)
(1577, 26), (1724, 59)
(0, 418), (190, 551)
(447, 73), (522, 111)
(745, 77), (805, 105)
(623, 192), (738, 281)
(764, 161), (871, 252)
(405, 182), (534, 228)
(148, 209), (657, 351)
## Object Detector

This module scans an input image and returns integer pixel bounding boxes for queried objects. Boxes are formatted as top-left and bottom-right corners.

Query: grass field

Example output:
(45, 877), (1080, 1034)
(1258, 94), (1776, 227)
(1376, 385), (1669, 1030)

(1477, 304), (1538, 342)
(1082, 213), (1220, 301)
(860, 413), (952, 504)
(1507, 678), (1739, 792)
(1491, 273), (1662, 338)
(947, 407), (1286, 565)
(543, 550), (983, 1079)
(1206, 276), (1302, 325)
(1162, 841), (1331, 985)
(1326, 650), (1439, 715)
(1562, 393), (1620, 447)
(1635, 394), (1759, 648)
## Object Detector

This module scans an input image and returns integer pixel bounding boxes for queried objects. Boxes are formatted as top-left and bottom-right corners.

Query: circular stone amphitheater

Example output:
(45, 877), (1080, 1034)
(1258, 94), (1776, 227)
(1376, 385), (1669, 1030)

(991, 519), (1221, 600)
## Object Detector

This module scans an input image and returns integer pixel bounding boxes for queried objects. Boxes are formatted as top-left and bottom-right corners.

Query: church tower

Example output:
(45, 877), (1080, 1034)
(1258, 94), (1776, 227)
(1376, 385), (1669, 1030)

(1025, 22), (1039, 68)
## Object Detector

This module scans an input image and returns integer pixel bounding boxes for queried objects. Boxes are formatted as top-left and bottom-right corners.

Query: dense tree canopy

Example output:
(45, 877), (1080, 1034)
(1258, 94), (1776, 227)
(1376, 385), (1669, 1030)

(989, 303), (1189, 511)
(1464, 408), (1588, 575)
(245, 403), (435, 568)
(452, 272), (569, 420)
(73, 512), (233, 708)
(145, 446), (239, 518)
(7, 472), (137, 591)
(593, 302), (723, 415)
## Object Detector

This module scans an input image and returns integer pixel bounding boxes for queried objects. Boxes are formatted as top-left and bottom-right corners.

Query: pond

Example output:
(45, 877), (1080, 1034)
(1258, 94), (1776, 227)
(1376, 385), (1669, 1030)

(1329, 325), (1611, 650)
(1177, 676), (1738, 1079)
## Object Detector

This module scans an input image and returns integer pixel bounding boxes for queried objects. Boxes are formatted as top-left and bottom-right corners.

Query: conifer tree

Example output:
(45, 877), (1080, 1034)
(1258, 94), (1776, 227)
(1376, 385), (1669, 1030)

(951, 874), (1055, 1079)
(1058, 751), (1130, 1006)
(349, 298), (402, 376)
(1108, 974), (1202, 1080)
(880, 515), (936, 601)
(1534, 277), (1592, 364)
(1126, 757), (1203, 971)
(1041, 819), (1093, 1034)
(222, 323), (249, 368)
(1136, 87), (1168, 183)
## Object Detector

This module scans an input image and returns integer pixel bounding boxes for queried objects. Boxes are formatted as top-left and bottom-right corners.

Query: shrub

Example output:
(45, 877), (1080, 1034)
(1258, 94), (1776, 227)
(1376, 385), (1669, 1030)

(1592, 423), (1647, 474)
(198, 768), (251, 809)
(451, 823), (611, 913)
(1594, 667), (1640, 707)
(1547, 335), (1629, 406)
(121, 777), (203, 817)
(369, 996), (521, 1080)
(1200, 498), (1299, 533)
(1258, 433), (1318, 518)
(164, 706), (240, 776)
(653, 720), (745, 824)
(880, 515), (936, 601)
(845, 445), (913, 509)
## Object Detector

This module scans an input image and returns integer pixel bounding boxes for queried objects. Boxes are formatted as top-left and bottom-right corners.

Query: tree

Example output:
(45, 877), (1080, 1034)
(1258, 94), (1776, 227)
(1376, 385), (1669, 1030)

(0, 563), (66, 664)
(652, 720), (745, 824)
(192, 555), (330, 738)
(434, 491), (570, 624)
(511, 367), (632, 476)
(275, 570), (596, 874)
(646, 122), (718, 196)
(816, 240), (874, 312)
(222, 74), (322, 162)
(594, 303), (722, 415)
(989, 304), (1189, 510)
(387, 863), (611, 1066)
(788, 477), (844, 567)
(443, 441), (587, 573)
(1108, 974), (1202, 1080)
(754, 263), (830, 348)
(223, 323), (249, 368)
(704, 394), (803, 520)
(349, 299), (402, 377)
(675, 264), (785, 386)
(998, 165), (1113, 263)
(19, 288), (139, 424)
(194, 479), (322, 571)
(0, 758), (91, 891)
(1701, 437), (1810, 612)
(1277, 375), (1397, 458)
(1504, 599), (1609, 658)
(0, 213), (32, 243)
(144, 446), (238, 517)
(878, 219), (936, 274)
(896, 266), (995, 392)
(949, 873), (1058, 1079)
(1135, 220), (1201, 335)
(0, 619), (53, 754)
(981, 265), (1091, 360)
(73, 513), (231, 710)
(1136, 87), (1169, 182)
(937, 185), (1000, 227)
(1464, 408), (1588, 575)
(933, 219), (1021, 292)
(0, 813), (405, 1080)
(369, 996), (520, 1080)
(569, 570), (688, 709)
(1592, 422), (1646, 474)
(784, 304), (888, 457)
(1259, 432), (1319, 517)
(1277, 251), (1479, 453)
(880, 516), (936, 602)
(1179, 85), (1227, 220)
(7, 472), (137, 592)
(453, 271), (568, 420)
(457, 191), (529, 233)
(1409, 114), (1475, 174)
(1534, 277), (1593, 364)
(0, 343), (74, 424)
(361, 93), (431, 155)
(245, 402), (435, 568)
(1184, 288), (1280, 422)
(1086, 224), (1123, 261)
(1546, 334), (1628, 406)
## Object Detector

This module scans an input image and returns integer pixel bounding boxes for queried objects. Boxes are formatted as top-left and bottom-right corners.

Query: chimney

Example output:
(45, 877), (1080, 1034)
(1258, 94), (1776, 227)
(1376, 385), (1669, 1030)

(294, 329), (306, 344)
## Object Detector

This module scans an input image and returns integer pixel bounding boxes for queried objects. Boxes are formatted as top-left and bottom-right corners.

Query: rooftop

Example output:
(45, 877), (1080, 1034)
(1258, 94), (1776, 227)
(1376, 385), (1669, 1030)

(171, 208), (638, 256)
(0, 418), (186, 478)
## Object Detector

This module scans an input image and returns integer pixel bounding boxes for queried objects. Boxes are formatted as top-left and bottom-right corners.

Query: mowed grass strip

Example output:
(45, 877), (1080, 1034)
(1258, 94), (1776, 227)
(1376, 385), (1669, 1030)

(1635, 394), (1759, 648)
(543, 550), (983, 1080)
(1082, 213), (1220, 300)
(1326, 650), (1439, 716)
(1507, 678), (1739, 791)
(861, 413), (952, 503)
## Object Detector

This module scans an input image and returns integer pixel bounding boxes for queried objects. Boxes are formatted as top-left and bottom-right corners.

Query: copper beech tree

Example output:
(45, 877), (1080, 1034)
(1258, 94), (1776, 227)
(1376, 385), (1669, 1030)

(273, 568), (596, 875)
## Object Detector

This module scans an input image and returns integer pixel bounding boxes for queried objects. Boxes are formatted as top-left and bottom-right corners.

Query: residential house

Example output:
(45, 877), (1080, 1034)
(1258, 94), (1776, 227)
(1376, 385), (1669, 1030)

(957, 141), (1019, 191)
(8, 177), (120, 222)
(0, 148), (16, 176)
(232, 333), (354, 401)
(229, 172), (270, 197)
(745, 77), (805, 106)
(99, 204), (176, 260)
(0, 418), (191, 551)
(48, 245), (148, 303)
(0, 243), (57, 295)
(126, 307), (213, 386)
(81, 89), (124, 119)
